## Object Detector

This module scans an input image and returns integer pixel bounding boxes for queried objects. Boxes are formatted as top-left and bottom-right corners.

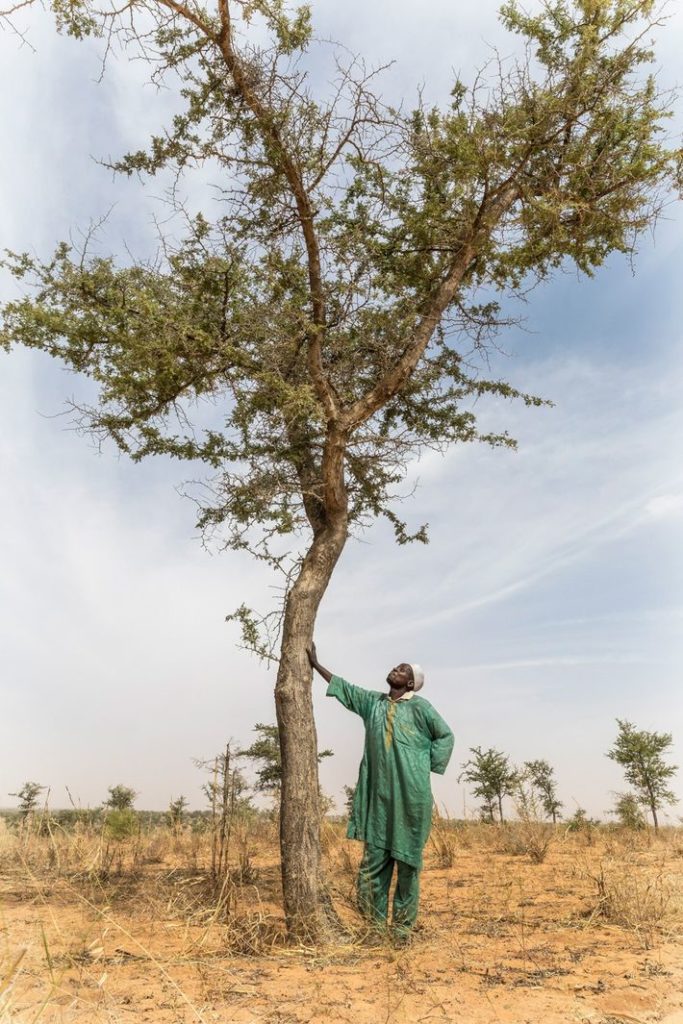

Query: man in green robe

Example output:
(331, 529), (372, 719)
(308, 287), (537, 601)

(308, 644), (454, 940)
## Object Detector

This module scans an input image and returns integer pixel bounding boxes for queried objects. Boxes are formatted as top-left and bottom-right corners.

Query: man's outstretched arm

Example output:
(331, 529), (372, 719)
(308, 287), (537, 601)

(307, 642), (378, 720)
(307, 642), (333, 683)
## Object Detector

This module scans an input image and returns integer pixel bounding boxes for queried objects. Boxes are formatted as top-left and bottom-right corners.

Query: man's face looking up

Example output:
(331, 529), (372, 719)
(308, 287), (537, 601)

(386, 663), (414, 691)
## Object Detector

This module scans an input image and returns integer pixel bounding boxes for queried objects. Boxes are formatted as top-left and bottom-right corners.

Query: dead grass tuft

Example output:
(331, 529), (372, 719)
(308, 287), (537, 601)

(495, 821), (555, 864)
(584, 854), (683, 949)
(429, 806), (459, 868)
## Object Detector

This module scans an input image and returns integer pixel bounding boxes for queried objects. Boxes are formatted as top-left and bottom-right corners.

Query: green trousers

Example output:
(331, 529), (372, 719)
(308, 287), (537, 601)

(357, 843), (421, 935)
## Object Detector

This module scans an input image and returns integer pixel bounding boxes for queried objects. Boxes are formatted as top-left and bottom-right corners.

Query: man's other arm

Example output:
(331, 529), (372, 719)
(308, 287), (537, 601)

(428, 708), (455, 775)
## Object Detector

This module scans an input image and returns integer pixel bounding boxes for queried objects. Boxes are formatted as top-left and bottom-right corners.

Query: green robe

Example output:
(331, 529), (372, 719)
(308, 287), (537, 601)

(327, 675), (455, 869)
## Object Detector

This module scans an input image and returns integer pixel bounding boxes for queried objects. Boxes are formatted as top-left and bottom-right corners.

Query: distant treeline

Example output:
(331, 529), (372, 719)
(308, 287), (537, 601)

(0, 806), (264, 830)
(3, 718), (678, 831)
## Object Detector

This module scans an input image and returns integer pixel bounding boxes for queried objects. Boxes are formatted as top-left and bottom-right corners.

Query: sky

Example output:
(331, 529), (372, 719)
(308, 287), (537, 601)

(0, 0), (681, 822)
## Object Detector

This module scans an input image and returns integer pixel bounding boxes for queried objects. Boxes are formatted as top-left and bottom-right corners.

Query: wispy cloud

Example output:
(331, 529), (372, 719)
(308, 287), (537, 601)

(452, 655), (657, 673)
(645, 494), (683, 520)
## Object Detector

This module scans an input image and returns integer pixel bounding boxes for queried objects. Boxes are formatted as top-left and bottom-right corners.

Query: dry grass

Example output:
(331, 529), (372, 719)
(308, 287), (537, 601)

(1, 817), (683, 1023)
(583, 850), (683, 949)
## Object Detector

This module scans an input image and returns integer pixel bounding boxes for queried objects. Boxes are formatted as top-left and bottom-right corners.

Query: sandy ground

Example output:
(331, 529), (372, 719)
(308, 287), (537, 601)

(1, 826), (683, 1024)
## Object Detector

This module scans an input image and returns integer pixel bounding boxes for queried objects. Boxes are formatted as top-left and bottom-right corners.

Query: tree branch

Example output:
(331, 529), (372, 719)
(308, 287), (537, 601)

(207, 0), (338, 424)
(344, 184), (519, 428)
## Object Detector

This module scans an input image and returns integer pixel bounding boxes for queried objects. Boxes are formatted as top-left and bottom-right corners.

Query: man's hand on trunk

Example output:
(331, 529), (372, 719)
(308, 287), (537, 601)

(307, 642), (333, 683)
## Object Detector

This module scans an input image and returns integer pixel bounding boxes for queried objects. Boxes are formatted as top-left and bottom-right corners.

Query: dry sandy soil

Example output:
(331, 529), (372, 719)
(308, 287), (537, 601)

(1, 821), (682, 1024)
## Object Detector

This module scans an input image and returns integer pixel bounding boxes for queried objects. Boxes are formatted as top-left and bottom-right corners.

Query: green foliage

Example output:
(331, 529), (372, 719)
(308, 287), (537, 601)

(459, 747), (520, 823)
(167, 795), (188, 830)
(105, 785), (138, 811)
(49, 0), (99, 38)
(523, 759), (563, 822)
(607, 719), (678, 828)
(239, 723), (332, 792)
(225, 605), (280, 663)
(242, 0), (312, 53)
(9, 781), (45, 819)
(611, 791), (647, 830)
(566, 806), (600, 832)
(343, 784), (356, 816)
(104, 808), (138, 840)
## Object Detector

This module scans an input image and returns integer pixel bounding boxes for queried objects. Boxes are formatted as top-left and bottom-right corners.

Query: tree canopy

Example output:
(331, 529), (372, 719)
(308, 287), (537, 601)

(2, 0), (678, 621)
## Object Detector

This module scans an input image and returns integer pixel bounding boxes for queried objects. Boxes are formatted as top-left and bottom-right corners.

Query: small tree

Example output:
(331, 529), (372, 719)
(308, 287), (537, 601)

(610, 791), (647, 830)
(607, 720), (678, 829)
(566, 806), (600, 838)
(168, 795), (189, 832)
(343, 785), (356, 817)
(240, 723), (333, 795)
(459, 747), (519, 824)
(523, 759), (563, 823)
(196, 743), (253, 885)
(9, 782), (45, 821)
(105, 785), (138, 811)
(103, 784), (138, 841)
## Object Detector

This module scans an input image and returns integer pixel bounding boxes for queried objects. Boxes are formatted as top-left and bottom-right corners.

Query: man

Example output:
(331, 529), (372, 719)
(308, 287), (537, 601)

(307, 643), (454, 941)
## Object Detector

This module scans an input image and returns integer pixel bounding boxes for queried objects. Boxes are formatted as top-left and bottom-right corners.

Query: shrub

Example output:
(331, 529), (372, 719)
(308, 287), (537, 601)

(611, 792), (647, 830)
(105, 809), (138, 841)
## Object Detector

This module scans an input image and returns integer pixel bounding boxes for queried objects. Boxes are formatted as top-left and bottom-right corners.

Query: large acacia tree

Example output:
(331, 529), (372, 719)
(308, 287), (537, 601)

(1, 0), (680, 939)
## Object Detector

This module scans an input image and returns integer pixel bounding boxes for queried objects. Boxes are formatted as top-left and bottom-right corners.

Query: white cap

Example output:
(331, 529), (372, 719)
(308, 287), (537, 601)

(410, 664), (425, 692)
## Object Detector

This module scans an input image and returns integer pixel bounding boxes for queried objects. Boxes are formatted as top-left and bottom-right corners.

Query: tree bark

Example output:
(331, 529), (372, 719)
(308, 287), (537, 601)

(274, 432), (349, 940)
(638, 753), (659, 829)
(275, 521), (347, 940)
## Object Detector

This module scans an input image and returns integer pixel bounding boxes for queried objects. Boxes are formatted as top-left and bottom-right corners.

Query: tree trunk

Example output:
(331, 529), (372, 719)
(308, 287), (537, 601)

(639, 755), (659, 829)
(274, 511), (348, 941)
(498, 794), (504, 824)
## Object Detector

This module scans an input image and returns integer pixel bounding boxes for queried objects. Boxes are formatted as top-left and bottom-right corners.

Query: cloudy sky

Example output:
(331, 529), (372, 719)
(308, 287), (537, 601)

(1, 0), (681, 821)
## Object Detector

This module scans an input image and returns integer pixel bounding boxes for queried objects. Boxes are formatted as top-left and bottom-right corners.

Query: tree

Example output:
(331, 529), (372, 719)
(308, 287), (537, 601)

(103, 785), (138, 842)
(566, 806), (600, 833)
(105, 785), (138, 811)
(240, 723), (332, 793)
(1, 0), (679, 939)
(168, 795), (189, 831)
(610, 791), (647, 830)
(523, 759), (563, 823)
(9, 781), (45, 820)
(607, 719), (678, 828)
(343, 785), (356, 817)
(196, 743), (252, 884)
(459, 747), (519, 823)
